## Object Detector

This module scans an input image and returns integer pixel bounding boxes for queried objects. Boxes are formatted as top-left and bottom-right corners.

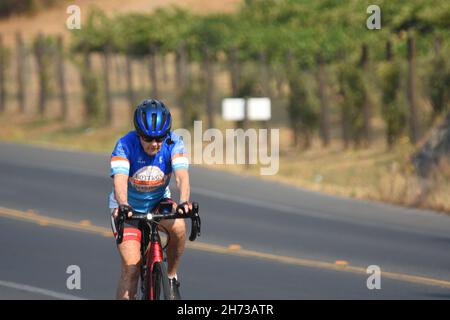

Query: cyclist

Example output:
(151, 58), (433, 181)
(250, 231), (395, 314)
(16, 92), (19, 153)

(109, 99), (191, 300)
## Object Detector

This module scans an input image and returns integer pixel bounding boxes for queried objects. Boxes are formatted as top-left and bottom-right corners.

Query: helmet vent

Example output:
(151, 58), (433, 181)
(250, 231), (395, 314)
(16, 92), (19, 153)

(151, 113), (157, 132)
(160, 112), (167, 131)
(141, 111), (149, 130)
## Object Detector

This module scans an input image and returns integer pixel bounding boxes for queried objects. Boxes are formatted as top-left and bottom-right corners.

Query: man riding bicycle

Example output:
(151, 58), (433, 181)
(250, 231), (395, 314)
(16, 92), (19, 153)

(109, 99), (191, 300)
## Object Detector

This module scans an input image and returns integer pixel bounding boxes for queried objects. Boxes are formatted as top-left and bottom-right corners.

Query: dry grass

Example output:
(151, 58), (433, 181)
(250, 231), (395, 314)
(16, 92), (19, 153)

(414, 159), (450, 212)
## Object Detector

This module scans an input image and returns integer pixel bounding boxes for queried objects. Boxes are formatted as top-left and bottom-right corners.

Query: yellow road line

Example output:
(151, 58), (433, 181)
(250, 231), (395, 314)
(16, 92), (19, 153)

(1, 206), (450, 289)
(0, 207), (111, 237)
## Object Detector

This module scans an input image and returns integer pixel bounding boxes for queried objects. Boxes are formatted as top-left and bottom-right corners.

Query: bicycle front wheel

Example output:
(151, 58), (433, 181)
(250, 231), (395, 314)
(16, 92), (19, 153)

(143, 262), (170, 300)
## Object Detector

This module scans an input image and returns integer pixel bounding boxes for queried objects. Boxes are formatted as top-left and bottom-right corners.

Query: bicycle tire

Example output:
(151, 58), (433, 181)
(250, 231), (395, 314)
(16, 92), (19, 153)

(140, 265), (149, 300)
(141, 261), (170, 300)
(151, 262), (171, 300)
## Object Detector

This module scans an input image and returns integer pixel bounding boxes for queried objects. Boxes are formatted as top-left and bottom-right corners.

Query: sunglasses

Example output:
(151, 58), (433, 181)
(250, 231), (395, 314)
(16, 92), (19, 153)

(140, 135), (165, 143)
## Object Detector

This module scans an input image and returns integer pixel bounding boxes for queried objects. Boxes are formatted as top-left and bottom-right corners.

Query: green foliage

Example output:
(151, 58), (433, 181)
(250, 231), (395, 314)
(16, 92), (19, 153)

(180, 78), (203, 129)
(152, 7), (195, 54)
(337, 63), (366, 146)
(428, 55), (450, 118)
(379, 60), (407, 147)
(0, 43), (11, 69)
(69, 0), (450, 63)
(74, 52), (103, 124)
(32, 35), (57, 104)
(286, 59), (319, 148)
(71, 9), (118, 53)
(71, 7), (197, 56)
(189, 13), (234, 60)
(237, 71), (259, 97)
(82, 70), (103, 124)
(115, 13), (157, 55)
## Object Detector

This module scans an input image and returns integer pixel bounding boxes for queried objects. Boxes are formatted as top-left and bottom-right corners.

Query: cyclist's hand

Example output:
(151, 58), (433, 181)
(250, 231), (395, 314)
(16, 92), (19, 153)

(118, 204), (133, 218)
(176, 201), (192, 215)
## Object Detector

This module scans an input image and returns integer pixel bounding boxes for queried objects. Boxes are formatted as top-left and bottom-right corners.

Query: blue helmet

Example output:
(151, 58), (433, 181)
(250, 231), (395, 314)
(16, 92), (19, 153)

(133, 99), (172, 140)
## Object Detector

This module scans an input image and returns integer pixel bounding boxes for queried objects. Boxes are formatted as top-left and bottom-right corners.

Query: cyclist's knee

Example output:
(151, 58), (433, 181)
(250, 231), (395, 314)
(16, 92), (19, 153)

(172, 219), (186, 239)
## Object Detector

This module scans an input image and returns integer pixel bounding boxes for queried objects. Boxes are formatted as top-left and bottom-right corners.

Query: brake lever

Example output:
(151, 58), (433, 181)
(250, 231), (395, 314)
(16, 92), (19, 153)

(196, 214), (201, 237)
(189, 202), (201, 241)
(116, 210), (125, 245)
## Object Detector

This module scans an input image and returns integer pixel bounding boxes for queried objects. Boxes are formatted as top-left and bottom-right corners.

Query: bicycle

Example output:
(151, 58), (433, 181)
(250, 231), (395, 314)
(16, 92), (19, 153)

(116, 202), (201, 300)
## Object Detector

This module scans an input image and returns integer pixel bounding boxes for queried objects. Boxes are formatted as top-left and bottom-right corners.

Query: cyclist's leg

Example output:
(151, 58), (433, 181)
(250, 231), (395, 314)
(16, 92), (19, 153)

(111, 208), (142, 300)
(155, 199), (186, 278)
(117, 240), (141, 300)
(159, 216), (186, 278)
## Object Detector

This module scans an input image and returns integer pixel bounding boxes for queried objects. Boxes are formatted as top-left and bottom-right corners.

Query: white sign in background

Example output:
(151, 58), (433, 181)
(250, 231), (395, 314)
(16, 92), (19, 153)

(222, 98), (245, 121)
(247, 97), (271, 121)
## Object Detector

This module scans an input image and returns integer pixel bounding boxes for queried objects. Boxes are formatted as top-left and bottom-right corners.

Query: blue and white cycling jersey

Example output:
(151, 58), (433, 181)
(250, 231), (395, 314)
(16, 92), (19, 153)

(108, 131), (189, 213)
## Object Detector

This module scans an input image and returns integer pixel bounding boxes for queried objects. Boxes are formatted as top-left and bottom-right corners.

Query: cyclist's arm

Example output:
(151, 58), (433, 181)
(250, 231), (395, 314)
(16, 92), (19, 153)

(114, 173), (129, 205)
(170, 134), (190, 206)
(174, 169), (190, 203)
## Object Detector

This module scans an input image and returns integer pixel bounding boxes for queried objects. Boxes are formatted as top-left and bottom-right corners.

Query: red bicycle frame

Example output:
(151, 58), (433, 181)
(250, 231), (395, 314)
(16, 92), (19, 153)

(144, 221), (165, 300)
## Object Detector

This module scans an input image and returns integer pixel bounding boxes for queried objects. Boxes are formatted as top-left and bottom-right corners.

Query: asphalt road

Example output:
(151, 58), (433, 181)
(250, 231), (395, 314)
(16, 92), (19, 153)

(0, 142), (449, 299)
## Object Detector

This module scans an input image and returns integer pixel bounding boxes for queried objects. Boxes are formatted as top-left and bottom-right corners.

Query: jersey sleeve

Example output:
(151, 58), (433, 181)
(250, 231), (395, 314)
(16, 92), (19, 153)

(110, 138), (131, 176)
(171, 136), (189, 171)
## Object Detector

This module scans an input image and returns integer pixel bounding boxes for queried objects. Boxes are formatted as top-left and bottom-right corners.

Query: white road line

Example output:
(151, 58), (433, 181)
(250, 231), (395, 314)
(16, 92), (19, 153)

(191, 186), (335, 220)
(0, 280), (86, 300)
